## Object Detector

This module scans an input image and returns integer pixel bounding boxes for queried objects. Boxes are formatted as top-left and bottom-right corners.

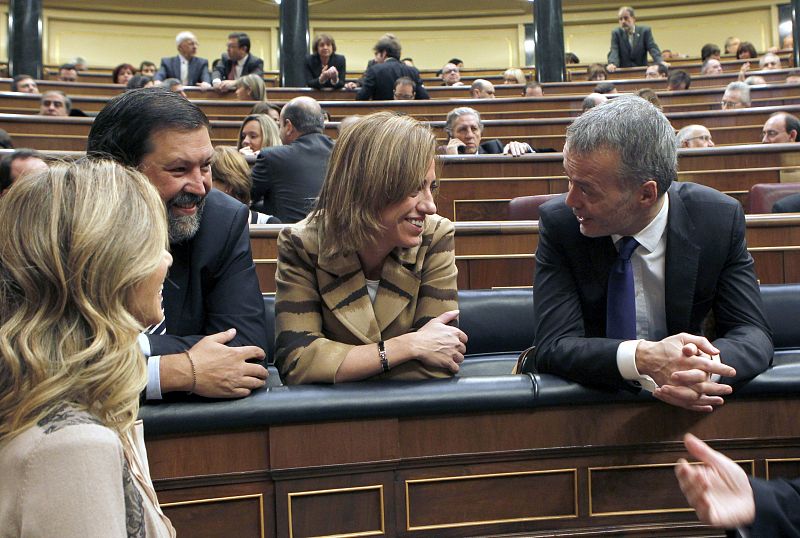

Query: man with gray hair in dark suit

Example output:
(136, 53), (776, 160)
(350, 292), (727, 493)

(154, 31), (212, 88)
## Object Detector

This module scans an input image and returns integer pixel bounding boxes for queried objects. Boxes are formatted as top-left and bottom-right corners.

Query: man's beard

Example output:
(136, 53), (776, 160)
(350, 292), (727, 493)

(167, 192), (206, 243)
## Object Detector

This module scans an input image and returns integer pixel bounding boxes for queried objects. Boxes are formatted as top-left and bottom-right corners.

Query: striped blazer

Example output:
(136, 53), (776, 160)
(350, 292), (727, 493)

(274, 214), (459, 384)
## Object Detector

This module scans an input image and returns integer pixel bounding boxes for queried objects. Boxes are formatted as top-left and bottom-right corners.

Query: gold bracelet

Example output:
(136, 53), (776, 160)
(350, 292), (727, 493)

(184, 350), (197, 394)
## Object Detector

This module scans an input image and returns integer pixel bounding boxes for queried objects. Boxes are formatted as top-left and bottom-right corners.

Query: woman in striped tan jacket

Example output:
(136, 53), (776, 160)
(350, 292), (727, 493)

(274, 112), (468, 384)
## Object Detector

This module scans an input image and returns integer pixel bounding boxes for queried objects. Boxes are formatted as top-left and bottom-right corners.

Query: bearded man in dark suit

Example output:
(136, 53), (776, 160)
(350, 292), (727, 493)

(87, 88), (268, 400)
(606, 6), (664, 71)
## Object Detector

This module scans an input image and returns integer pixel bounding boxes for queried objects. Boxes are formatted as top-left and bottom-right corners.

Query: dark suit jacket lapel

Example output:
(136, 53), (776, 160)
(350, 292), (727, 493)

(170, 56), (180, 79)
(163, 240), (191, 332)
(664, 189), (701, 334)
(317, 250), (380, 343)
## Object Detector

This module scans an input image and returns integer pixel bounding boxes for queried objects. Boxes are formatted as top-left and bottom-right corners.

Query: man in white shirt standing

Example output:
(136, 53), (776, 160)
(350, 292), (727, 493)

(154, 31), (212, 88)
(212, 32), (265, 93)
(527, 94), (772, 412)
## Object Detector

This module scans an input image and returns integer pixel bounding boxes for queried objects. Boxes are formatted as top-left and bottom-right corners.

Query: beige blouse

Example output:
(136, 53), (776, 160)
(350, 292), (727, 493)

(0, 405), (175, 537)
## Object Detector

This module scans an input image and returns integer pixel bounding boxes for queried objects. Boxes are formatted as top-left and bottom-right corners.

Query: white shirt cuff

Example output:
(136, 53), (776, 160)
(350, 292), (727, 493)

(616, 339), (658, 392)
(212, 78), (221, 85)
(146, 356), (163, 400)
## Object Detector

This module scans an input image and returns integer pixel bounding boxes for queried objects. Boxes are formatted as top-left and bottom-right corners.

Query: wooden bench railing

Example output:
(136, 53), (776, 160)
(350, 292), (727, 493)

(249, 213), (800, 292)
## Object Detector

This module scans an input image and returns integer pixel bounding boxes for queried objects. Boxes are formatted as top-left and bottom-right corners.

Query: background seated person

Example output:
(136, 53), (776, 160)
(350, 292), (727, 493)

(0, 159), (175, 535)
(722, 81), (751, 110)
(587, 63), (608, 81)
(211, 146), (280, 224)
(524, 81), (543, 97)
(235, 73), (266, 101)
(503, 68), (527, 85)
(441, 107), (534, 156)
(237, 113), (282, 156)
(304, 33), (346, 90)
(677, 124), (715, 148)
(274, 112), (467, 384)
(393, 77), (416, 100)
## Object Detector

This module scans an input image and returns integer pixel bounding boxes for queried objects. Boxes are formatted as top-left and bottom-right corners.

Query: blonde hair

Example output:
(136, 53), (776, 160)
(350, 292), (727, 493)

(312, 112), (436, 257)
(237, 74), (266, 101)
(237, 113), (281, 151)
(503, 68), (526, 84)
(0, 159), (168, 442)
(212, 146), (253, 204)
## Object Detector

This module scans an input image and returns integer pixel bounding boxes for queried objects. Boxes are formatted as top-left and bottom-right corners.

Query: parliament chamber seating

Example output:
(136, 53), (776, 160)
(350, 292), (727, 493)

(507, 193), (561, 221)
(747, 182), (800, 213)
(140, 284), (800, 537)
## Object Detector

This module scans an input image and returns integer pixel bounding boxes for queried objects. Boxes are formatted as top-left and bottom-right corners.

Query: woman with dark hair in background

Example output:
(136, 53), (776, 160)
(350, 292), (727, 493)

(112, 62), (136, 85)
(737, 42), (758, 60)
(304, 34), (347, 90)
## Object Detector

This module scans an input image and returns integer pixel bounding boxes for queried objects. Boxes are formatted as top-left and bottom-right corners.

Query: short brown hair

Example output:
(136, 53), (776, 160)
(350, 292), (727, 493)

(211, 146), (252, 204)
(312, 34), (336, 54)
(312, 112), (436, 257)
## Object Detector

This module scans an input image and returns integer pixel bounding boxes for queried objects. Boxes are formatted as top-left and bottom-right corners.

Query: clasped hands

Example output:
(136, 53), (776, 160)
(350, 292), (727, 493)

(635, 333), (736, 413)
(319, 65), (339, 84)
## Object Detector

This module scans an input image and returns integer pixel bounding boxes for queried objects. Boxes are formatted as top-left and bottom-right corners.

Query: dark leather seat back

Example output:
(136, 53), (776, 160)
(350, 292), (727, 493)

(508, 193), (561, 220)
(760, 284), (800, 349)
(747, 183), (800, 213)
(457, 288), (534, 356)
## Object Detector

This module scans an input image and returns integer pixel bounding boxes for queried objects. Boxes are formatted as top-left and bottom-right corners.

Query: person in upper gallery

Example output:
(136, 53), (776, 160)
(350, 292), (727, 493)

(235, 73), (267, 101)
(237, 112), (282, 156)
(356, 36), (430, 100)
(112, 63), (135, 85)
(250, 96), (334, 223)
(721, 81), (751, 110)
(736, 41), (758, 60)
(154, 31), (212, 88)
(587, 63), (609, 82)
(525, 95), (772, 412)
(581, 92), (608, 113)
(761, 112), (800, 144)
(0, 149), (48, 197)
(524, 81), (544, 97)
(675, 433), (800, 536)
(211, 146), (280, 224)
(344, 32), (398, 90)
(57, 63), (78, 83)
(739, 51), (782, 81)
(39, 91), (70, 117)
(211, 32), (264, 93)
(786, 69), (800, 84)
(700, 43), (721, 63)
(700, 59), (723, 75)
(304, 33), (346, 90)
(251, 101), (281, 124)
(11, 74), (38, 94)
(594, 82), (618, 94)
(401, 57), (415, 66)
(666, 69), (691, 90)
(645, 63), (668, 79)
(86, 88), (268, 400)
(607, 6), (665, 72)
(440, 107), (534, 156)
(470, 79), (496, 99)
(161, 77), (186, 98)
(0, 159), (176, 536)
(393, 77), (417, 100)
(441, 62), (464, 86)
(634, 88), (661, 110)
(676, 124), (715, 148)
(724, 36), (741, 55)
(140, 60), (157, 77)
(126, 74), (155, 90)
(274, 111), (467, 385)
(503, 68), (527, 85)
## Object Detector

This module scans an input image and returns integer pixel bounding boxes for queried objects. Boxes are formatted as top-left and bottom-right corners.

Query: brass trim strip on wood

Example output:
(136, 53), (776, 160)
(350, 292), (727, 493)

(287, 485), (385, 538)
(161, 493), (265, 538)
(405, 469), (578, 531)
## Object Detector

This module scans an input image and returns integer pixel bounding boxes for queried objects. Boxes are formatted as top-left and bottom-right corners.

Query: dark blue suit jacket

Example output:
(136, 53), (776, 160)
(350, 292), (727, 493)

(531, 182), (772, 390)
(147, 189), (268, 356)
(607, 25), (662, 67)
(250, 132), (335, 224)
(155, 55), (211, 85)
(211, 54), (264, 82)
(356, 58), (430, 101)
(745, 477), (800, 535)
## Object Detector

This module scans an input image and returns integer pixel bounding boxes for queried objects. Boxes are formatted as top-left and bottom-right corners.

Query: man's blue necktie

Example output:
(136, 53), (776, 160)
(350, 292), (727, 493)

(606, 236), (640, 339)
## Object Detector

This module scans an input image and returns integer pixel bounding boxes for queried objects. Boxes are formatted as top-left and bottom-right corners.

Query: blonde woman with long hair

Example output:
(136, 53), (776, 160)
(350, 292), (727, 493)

(274, 112), (468, 385)
(0, 160), (175, 536)
(237, 113), (282, 156)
